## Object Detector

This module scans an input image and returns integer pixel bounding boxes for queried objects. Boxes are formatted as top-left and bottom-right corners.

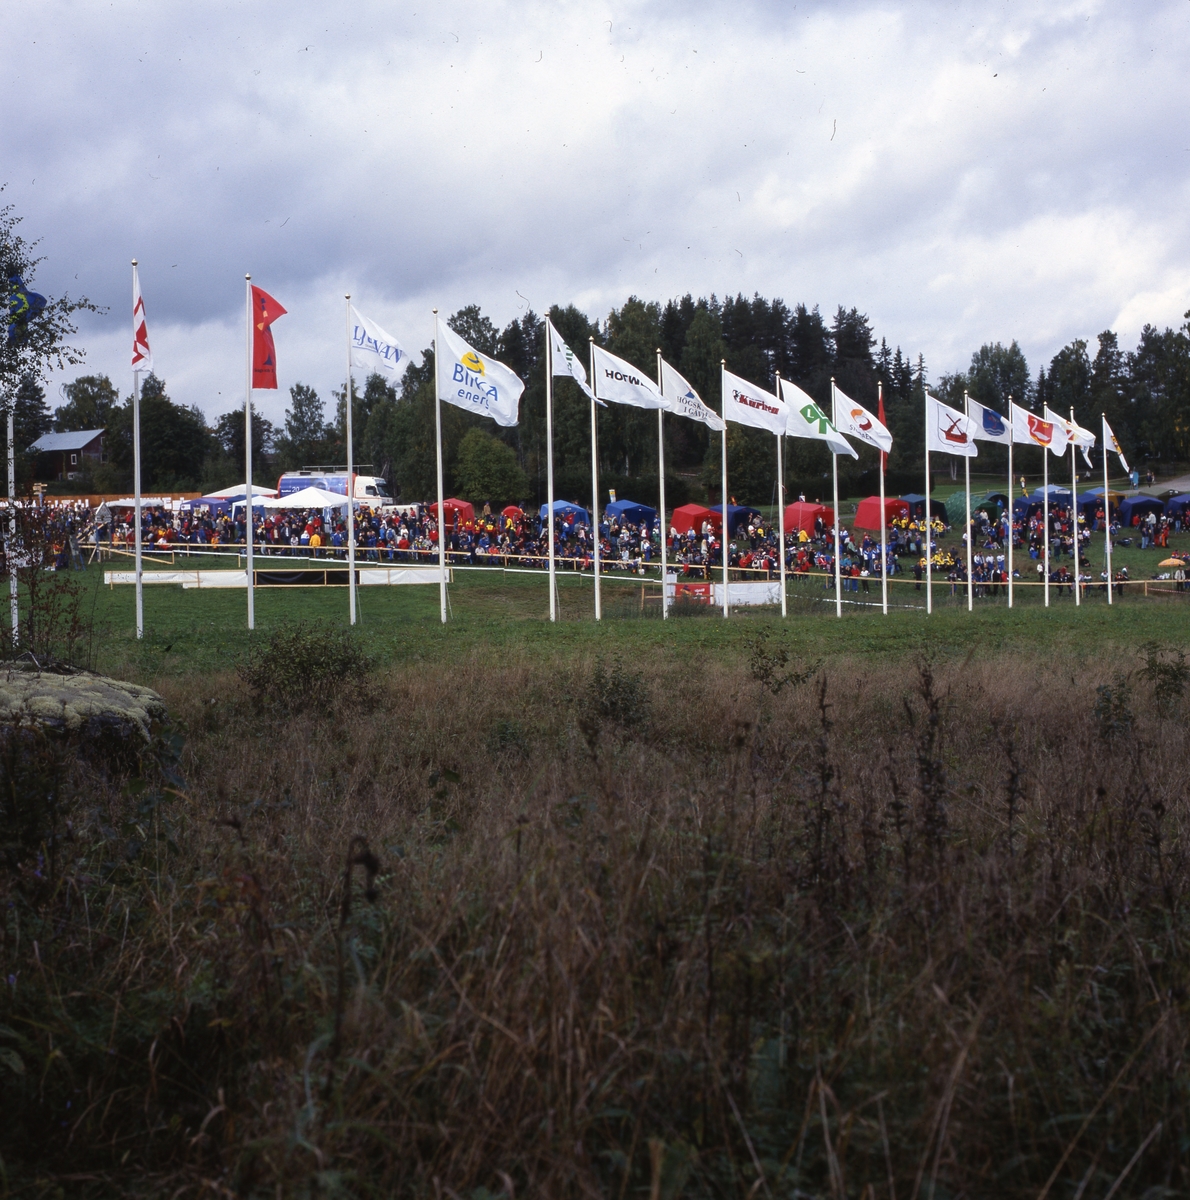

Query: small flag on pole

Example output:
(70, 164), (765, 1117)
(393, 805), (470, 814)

(723, 367), (785, 434)
(437, 319), (524, 427)
(548, 319), (597, 401)
(251, 286), (287, 389)
(834, 384), (892, 452)
(926, 394), (978, 457)
(1103, 416), (1130, 474)
(6, 275), (46, 345)
(349, 305), (410, 377)
(780, 379), (857, 457)
(132, 265), (153, 372)
(592, 344), (667, 409)
(660, 358), (724, 430)
(967, 397), (1011, 443)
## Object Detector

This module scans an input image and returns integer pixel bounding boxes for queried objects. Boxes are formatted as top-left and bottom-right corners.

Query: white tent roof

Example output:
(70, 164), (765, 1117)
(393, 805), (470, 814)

(260, 485), (350, 509)
(206, 483), (279, 498)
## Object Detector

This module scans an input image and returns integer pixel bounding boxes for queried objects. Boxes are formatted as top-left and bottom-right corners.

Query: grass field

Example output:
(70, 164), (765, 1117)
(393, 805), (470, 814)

(4, 523), (1190, 1197)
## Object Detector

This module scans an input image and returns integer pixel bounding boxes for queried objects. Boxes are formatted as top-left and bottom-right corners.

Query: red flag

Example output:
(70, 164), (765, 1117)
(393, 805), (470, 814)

(877, 384), (887, 471)
(251, 285), (287, 389)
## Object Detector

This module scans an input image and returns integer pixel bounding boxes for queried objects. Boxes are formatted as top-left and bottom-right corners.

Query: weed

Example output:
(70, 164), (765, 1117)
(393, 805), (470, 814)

(1137, 640), (1190, 716)
(586, 657), (650, 730)
(237, 619), (372, 710)
(1095, 672), (1135, 740)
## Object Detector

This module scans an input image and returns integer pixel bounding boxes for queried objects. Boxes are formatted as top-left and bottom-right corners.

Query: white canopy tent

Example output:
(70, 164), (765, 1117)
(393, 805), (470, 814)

(230, 485), (350, 510)
(205, 483), (279, 498)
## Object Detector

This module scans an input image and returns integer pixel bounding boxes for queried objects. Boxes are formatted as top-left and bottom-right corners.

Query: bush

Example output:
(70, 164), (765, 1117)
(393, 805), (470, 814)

(237, 620), (372, 710)
(585, 657), (650, 730)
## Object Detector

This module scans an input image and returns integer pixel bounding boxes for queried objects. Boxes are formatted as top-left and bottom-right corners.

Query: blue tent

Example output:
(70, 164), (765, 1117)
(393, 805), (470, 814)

(1029, 485), (1072, 503)
(540, 500), (590, 526)
(901, 494), (948, 521)
(1165, 493), (1190, 516)
(1118, 495), (1164, 526)
(709, 504), (762, 535)
(606, 499), (657, 526)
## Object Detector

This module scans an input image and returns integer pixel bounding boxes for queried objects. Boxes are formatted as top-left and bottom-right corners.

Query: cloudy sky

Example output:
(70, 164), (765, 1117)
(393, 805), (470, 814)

(6, 0), (1189, 424)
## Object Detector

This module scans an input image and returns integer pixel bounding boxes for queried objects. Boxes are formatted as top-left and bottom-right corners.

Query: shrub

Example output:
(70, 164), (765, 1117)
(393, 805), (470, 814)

(237, 620), (372, 710)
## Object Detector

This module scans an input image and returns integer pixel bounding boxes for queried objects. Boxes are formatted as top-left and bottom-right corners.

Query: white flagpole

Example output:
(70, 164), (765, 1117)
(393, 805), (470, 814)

(1007, 397), (1014, 609)
(345, 295), (357, 625)
(656, 349), (668, 621)
(775, 371), (787, 619)
(589, 337), (601, 621)
(7, 398), (16, 647)
(1103, 415), (1113, 604)
(433, 311), (447, 624)
(831, 377), (842, 618)
(1071, 406), (1080, 608)
(720, 358), (729, 619)
(132, 260), (144, 640)
(244, 273), (255, 631)
(925, 387), (932, 616)
(546, 322), (557, 622)
(878, 381), (888, 617)
(1043, 440), (1050, 608)
(964, 390), (973, 612)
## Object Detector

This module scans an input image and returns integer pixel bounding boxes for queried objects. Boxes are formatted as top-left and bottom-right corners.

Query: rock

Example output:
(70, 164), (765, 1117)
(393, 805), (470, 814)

(0, 662), (168, 743)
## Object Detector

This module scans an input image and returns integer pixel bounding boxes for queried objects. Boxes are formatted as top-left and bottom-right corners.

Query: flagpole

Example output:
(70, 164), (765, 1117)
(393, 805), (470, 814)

(964, 390), (973, 613)
(878, 381), (888, 616)
(775, 371), (787, 619)
(1007, 397), (1014, 610)
(1043, 440), (1050, 608)
(433, 310), (447, 624)
(7, 398), (16, 647)
(546, 322), (557, 622)
(1071, 407), (1080, 608)
(245, 273), (255, 631)
(589, 337), (602, 620)
(1103, 417), (1113, 604)
(925, 387), (932, 616)
(720, 358), (729, 619)
(345, 295), (357, 626)
(132, 261), (144, 640)
(831, 378), (842, 618)
(656, 349), (668, 621)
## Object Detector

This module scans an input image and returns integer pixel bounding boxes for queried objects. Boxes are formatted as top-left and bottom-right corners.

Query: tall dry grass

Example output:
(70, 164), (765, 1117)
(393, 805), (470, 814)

(3, 642), (1190, 1198)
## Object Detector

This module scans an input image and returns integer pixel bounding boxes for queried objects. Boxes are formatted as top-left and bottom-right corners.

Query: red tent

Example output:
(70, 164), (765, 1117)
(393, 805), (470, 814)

(428, 498), (475, 527)
(501, 504), (522, 519)
(853, 496), (910, 531)
(670, 503), (713, 534)
(784, 501), (834, 534)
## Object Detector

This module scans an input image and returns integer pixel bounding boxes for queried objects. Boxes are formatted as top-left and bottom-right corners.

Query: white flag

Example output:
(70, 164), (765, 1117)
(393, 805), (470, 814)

(966, 397), (1011, 443)
(1011, 402), (1068, 455)
(547, 318), (595, 401)
(926, 394), (979, 458)
(1103, 416), (1130, 474)
(132, 264), (153, 372)
(436, 318), (524, 428)
(780, 379), (857, 458)
(723, 367), (785, 435)
(350, 305), (410, 377)
(592, 344), (667, 409)
(660, 358), (724, 431)
(1049, 407), (1096, 468)
(833, 384), (892, 452)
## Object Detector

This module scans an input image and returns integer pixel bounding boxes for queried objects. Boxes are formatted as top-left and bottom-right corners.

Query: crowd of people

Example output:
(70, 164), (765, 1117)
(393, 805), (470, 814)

(7, 490), (1187, 597)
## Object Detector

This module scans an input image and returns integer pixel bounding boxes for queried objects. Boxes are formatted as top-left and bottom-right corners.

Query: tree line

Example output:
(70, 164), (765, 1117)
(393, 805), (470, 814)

(23, 294), (1190, 505)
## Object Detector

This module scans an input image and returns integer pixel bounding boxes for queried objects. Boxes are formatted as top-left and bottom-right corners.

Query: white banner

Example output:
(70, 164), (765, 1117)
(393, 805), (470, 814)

(132, 264), (153, 372)
(592, 344), (667, 409)
(780, 379), (857, 458)
(350, 305), (411, 377)
(660, 358), (724, 430)
(967, 397), (1011, 443)
(723, 367), (785, 435)
(1011, 402), (1068, 455)
(926, 395), (978, 457)
(548, 318), (596, 401)
(1103, 416), (1130, 474)
(436, 318), (525, 428)
(833, 384), (892, 452)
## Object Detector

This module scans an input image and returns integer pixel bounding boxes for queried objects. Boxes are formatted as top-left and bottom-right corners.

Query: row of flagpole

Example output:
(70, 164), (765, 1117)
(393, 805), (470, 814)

(116, 263), (1135, 637)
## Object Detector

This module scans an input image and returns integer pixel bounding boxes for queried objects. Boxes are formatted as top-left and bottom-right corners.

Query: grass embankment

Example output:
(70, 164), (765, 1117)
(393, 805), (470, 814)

(3, 616), (1190, 1196)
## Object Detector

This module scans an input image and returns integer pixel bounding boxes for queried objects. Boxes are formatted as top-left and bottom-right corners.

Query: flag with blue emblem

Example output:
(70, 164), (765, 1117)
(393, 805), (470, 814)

(436, 316), (524, 427)
(660, 358), (723, 430)
(6, 275), (46, 344)
(967, 397), (1010, 443)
